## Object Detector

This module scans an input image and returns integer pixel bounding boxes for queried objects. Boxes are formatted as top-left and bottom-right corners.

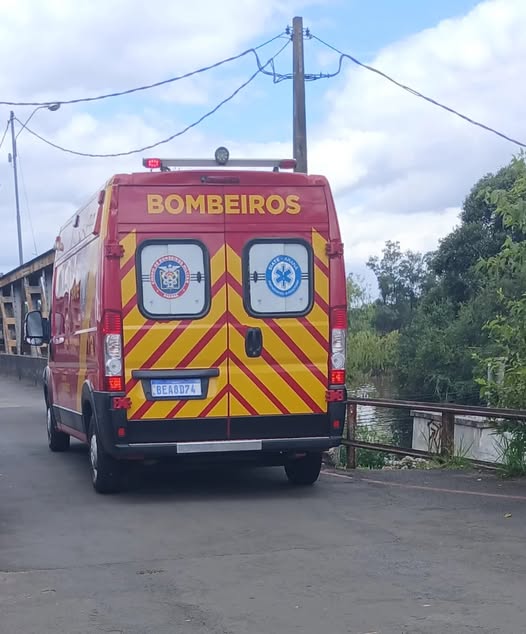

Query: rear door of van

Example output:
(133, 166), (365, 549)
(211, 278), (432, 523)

(118, 184), (230, 442)
(116, 176), (330, 444)
(224, 182), (331, 440)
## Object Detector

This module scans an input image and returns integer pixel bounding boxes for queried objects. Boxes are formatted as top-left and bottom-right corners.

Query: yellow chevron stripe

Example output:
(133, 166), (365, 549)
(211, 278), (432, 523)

(229, 355), (282, 415)
(211, 245), (226, 285)
(206, 392), (229, 418)
(124, 285), (226, 372)
(312, 228), (329, 304)
(315, 263), (329, 304)
(229, 393), (251, 416)
(229, 291), (326, 377)
(124, 244), (228, 420)
(119, 230), (137, 271)
(226, 244), (326, 415)
(123, 244), (226, 347)
(121, 266), (136, 309)
(126, 324), (228, 419)
(305, 302), (329, 339)
(226, 244), (242, 284)
(312, 228), (329, 266)
(230, 328), (317, 414)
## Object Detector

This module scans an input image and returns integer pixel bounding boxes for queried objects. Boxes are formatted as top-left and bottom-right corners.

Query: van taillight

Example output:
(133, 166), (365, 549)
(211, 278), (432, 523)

(330, 308), (347, 386)
(103, 311), (122, 335)
(102, 310), (124, 392)
(330, 370), (346, 385)
(107, 376), (124, 391)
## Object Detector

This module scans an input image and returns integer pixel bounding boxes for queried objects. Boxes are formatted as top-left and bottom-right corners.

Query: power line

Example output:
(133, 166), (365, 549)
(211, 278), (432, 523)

(0, 33), (288, 107)
(0, 119), (9, 151)
(311, 33), (526, 149)
(15, 39), (291, 158)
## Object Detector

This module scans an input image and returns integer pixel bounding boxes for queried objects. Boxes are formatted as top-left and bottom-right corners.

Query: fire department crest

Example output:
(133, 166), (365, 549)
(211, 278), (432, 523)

(150, 255), (190, 299)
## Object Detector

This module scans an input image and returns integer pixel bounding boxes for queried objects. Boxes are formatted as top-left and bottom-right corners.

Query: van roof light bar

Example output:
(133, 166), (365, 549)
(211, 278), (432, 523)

(142, 147), (297, 172)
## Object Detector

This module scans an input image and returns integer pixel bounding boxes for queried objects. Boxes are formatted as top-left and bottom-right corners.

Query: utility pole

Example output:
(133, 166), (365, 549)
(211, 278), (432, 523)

(7, 104), (60, 267)
(9, 111), (24, 266)
(292, 16), (307, 173)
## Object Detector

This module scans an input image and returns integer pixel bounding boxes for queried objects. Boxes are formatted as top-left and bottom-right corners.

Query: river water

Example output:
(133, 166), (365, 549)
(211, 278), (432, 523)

(348, 376), (413, 448)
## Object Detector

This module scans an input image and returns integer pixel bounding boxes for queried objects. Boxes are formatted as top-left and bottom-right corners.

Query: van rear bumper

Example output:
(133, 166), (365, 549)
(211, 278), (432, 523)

(113, 436), (339, 458)
(91, 390), (346, 459)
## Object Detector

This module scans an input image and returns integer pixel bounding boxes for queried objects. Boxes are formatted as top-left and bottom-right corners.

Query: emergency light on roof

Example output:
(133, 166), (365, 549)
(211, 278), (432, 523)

(142, 148), (297, 172)
(144, 158), (162, 169)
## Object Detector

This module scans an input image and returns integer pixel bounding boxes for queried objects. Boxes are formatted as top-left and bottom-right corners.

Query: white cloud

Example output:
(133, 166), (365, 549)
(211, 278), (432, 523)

(302, 0), (526, 282)
(1, 0), (525, 281)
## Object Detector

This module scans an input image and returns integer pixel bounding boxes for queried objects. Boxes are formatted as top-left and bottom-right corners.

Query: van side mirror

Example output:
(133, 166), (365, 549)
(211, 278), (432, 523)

(24, 310), (50, 346)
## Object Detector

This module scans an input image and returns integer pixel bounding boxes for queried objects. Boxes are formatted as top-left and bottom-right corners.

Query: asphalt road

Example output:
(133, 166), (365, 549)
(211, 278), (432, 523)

(1, 375), (526, 634)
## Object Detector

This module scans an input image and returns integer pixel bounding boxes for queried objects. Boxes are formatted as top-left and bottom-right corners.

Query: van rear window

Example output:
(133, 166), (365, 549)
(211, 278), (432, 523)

(137, 240), (210, 319)
(243, 239), (313, 317)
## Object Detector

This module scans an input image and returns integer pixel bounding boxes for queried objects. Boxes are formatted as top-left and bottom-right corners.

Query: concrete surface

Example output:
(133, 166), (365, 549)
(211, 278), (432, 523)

(1, 375), (526, 634)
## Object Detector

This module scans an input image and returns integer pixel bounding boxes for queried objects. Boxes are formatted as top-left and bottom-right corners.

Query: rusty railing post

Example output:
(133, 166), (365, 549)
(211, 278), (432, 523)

(346, 401), (357, 469)
(440, 410), (455, 459)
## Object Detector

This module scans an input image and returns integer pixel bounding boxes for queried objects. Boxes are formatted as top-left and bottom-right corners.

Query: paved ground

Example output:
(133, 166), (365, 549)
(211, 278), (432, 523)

(1, 375), (526, 634)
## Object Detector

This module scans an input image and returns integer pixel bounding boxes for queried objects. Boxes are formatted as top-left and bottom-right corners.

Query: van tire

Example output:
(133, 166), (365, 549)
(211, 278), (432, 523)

(88, 422), (123, 494)
(47, 406), (70, 452)
(284, 452), (322, 486)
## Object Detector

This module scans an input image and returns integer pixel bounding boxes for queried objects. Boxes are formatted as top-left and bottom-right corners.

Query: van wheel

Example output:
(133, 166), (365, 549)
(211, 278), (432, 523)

(284, 452), (322, 486)
(47, 406), (70, 452)
(89, 423), (123, 494)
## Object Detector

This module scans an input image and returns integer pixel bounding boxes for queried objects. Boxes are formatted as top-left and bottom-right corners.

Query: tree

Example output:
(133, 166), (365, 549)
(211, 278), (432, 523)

(346, 272), (370, 310)
(474, 154), (526, 475)
(395, 155), (526, 403)
(476, 154), (526, 408)
(366, 241), (429, 333)
(431, 160), (526, 306)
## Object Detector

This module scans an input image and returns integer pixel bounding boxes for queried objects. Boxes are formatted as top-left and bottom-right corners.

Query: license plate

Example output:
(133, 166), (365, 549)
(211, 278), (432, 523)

(150, 379), (202, 398)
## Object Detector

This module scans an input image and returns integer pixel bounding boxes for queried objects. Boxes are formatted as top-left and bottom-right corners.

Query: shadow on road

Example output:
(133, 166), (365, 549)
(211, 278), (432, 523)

(59, 441), (317, 503)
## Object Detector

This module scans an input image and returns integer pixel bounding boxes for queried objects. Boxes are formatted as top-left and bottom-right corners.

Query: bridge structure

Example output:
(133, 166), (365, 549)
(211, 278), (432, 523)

(0, 249), (53, 357)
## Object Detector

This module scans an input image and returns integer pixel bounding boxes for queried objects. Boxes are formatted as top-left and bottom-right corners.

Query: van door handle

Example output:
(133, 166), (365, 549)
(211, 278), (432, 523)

(245, 327), (263, 358)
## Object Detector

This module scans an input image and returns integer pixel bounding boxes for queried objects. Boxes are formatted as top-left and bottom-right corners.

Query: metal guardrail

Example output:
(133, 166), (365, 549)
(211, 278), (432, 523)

(342, 398), (526, 469)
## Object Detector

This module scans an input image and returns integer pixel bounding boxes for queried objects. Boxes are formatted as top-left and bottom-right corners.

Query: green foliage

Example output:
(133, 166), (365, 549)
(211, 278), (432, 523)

(432, 160), (523, 306)
(347, 330), (399, 380)
(476, 154), (526, 409)
(345, 272), (399, 380)
(355, 425), (391, 469)
(367, 240), (428, 308)
(473, 153), (526, 476)
(492, 422), (526, 477)
(366, 241), (429, 334)
(346, 272), (370, 309)
(397, 283), (504, 402)
(347, 154), (526, 427)
(395, 155), (526, 404)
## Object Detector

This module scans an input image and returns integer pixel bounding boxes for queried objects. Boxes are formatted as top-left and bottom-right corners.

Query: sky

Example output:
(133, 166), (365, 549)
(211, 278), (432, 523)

(0, 0), (524, 293)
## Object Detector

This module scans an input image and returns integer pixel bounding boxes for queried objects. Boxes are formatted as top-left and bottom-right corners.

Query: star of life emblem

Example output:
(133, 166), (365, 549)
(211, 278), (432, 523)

(265, 255), (301, 297)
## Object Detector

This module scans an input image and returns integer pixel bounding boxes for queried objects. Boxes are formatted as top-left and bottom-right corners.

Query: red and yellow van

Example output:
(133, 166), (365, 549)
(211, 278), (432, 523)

(25, 150), (347, 492)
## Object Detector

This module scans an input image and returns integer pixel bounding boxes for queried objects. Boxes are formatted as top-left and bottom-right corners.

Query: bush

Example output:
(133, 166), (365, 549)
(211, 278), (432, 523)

(356, 425), (391, 469)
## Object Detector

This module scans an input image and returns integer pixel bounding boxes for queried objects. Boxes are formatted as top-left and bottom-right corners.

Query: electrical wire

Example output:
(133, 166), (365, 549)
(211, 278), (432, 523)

(0, 33), (288, 107)
(0, 119), (9, 151)
(15, 39), (291, 158)
(311, 33), (526, 149)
